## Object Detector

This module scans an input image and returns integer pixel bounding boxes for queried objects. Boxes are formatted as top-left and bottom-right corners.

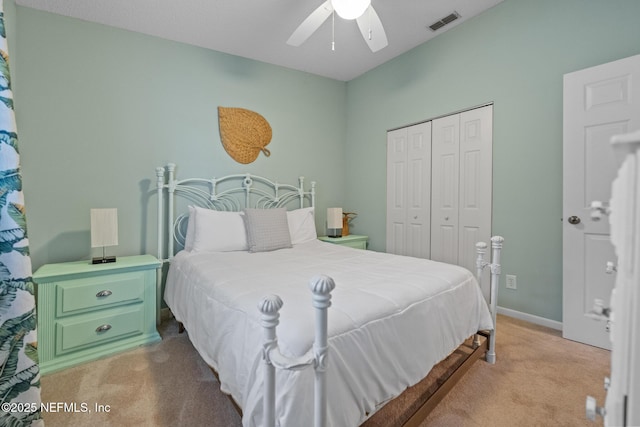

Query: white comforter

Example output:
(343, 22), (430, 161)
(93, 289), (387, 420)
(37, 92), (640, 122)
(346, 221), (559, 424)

(164, 240), (493, 427)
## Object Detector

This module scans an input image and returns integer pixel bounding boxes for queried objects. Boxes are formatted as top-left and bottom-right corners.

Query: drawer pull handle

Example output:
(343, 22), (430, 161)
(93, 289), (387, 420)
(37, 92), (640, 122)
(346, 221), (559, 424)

(95, 324), (112, 333)
(96, 290), (112, 298)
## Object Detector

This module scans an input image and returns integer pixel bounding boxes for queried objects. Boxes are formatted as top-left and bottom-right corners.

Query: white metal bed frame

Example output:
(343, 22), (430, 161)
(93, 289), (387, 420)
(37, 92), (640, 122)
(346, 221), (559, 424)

(155, 163), (502, 427)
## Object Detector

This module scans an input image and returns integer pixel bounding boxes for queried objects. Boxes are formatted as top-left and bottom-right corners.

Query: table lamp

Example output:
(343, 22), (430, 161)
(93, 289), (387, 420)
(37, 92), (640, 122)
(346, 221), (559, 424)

(327, 207), (343, 238)
(91, 208), (118, 264)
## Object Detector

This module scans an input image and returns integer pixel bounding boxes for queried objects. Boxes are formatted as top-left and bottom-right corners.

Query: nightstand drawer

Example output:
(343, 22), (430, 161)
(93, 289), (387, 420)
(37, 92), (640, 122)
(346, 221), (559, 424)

(56, 304), (145, 355)
(56, 271), (145, 316)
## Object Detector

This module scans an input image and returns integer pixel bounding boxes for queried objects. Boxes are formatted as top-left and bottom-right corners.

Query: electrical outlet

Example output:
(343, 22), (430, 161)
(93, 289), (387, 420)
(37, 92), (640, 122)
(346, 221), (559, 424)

(506, 274), (517, 290)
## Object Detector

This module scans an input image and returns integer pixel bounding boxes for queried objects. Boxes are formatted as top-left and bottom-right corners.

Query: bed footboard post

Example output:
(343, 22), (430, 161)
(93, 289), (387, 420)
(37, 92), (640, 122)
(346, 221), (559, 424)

(155, 166), (165, 326)
(474, 242), (489, 348)
(156, 167), (165, 262)
(486, 236), (504, 364)
(309, 275), (336, 427)
(166, 163), (176, 259)
(474, 237), (504, 364)
(258, 295), (284, 427)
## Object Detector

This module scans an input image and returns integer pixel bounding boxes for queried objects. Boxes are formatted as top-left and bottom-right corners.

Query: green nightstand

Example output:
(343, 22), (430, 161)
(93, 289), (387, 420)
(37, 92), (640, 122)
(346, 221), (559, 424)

(318, 234), (368, 250)
(34, 255), (161, 374)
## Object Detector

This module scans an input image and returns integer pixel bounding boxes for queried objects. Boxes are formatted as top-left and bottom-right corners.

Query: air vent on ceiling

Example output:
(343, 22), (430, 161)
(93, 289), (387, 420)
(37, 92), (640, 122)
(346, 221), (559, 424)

(428, 11), (461, 32)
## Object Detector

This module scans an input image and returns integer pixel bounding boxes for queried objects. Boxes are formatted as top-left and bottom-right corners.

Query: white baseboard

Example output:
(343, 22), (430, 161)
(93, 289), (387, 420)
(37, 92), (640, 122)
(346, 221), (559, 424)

(497, 306), (562, 331)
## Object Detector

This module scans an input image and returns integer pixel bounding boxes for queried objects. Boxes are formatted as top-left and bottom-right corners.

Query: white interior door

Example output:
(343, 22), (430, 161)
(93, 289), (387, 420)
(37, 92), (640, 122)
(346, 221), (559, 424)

(563, 54), (640, 349)
(386, 122), (431, 257)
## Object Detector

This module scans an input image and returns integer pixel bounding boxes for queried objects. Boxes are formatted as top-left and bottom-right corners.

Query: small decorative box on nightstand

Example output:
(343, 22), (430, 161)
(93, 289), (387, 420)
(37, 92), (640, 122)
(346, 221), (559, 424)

(34, 254), (161, 374)
(318, 234), (368, 250)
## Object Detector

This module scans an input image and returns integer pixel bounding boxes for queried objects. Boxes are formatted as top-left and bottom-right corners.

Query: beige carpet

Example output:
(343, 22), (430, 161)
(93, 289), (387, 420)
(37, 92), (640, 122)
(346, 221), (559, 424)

(40, 314), (609, 426)
(421, 316), (609, 427)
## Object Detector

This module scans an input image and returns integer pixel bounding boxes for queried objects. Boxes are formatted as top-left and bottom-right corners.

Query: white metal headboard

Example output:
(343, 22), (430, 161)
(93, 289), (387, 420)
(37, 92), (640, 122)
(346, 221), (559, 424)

(155, 163), (316, 262)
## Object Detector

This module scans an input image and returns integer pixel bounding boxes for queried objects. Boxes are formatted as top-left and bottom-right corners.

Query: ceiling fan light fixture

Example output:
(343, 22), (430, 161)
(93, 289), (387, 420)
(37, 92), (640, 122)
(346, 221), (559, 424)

(331, 0), (371, 20)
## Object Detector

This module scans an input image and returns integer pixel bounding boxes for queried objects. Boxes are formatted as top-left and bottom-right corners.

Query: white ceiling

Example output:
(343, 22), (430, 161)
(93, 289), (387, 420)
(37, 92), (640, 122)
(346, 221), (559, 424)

(14, 0), (504, 81)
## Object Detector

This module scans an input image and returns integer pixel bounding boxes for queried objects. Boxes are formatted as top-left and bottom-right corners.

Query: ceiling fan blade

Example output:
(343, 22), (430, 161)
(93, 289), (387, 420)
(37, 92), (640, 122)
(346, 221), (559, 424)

(356, 6), (388, 52)
(287, 0), (334, 47)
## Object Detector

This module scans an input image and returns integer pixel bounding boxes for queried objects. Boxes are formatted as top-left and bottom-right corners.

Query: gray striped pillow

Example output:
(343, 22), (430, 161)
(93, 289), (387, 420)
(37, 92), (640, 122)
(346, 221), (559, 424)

(243, 208), (293, 253)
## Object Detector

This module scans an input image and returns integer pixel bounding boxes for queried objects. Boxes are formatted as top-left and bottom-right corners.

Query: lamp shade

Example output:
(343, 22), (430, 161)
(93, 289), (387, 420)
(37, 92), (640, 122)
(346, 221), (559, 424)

(331, 0), (371, 20)
(90, 208), (119, 248)
(327, 207), (343, 237)
(327, 207), (343, 229)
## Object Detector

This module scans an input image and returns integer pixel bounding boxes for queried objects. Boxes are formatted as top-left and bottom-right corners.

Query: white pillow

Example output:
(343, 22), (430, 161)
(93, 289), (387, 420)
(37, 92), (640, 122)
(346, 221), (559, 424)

(287, 207), (317, 245)
(190, 207), (248, 252)
(243, 208), (292, 253)
(183, 206), (196, 252)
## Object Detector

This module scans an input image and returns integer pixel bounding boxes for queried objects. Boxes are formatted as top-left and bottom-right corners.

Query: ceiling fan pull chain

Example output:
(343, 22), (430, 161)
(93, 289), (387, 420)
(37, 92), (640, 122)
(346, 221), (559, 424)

(368, 7), (372, 40)
(331, 11), (335, 51)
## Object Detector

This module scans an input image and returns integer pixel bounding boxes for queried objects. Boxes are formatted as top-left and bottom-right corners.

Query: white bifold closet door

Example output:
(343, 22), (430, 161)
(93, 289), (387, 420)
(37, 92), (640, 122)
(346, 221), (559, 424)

(386, 122), (432, 258)
(386, 105), (492, 299)
(431, 105), (493, 290)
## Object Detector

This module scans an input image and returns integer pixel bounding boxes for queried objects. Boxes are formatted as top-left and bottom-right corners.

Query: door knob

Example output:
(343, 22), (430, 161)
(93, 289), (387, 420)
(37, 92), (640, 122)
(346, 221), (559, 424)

(568, 216), (581, 225)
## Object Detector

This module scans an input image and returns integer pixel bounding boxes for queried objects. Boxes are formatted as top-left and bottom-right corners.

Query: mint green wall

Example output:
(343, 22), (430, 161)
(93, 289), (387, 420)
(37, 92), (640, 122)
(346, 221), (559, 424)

(11, 0), (640, 324)
(12, 6), (346, 270)
(344, 0), (640, 321)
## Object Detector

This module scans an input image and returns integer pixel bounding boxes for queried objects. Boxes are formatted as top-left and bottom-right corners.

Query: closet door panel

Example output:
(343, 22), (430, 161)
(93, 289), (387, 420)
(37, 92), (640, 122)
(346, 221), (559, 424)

(406, 122), (432, 258)
(459, 106), (493, 234)
(433, 225), (457, 264)
(460, 225), (481, 276)
(431, 115), (460, 263)
(390, 223), (405, 255)
(387, 129), (407, 255)
(407, 224), (427, 258)
(387, 123), (431, 257)
(459, 105), (493, 298)
(386, 129), (408, 255)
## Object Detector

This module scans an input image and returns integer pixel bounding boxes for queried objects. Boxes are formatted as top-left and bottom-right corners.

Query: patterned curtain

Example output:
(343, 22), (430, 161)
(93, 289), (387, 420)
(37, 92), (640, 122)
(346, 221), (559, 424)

(0, 1), (43, 425)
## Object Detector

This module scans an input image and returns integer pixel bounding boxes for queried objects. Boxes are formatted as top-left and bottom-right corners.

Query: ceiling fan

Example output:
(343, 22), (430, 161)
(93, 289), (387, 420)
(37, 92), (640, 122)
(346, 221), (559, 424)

(287, 0), (388, 52)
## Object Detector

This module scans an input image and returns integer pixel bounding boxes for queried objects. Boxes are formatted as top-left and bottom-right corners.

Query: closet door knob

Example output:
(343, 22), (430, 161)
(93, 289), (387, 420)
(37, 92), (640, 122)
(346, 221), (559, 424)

(568, 216), (581, 225)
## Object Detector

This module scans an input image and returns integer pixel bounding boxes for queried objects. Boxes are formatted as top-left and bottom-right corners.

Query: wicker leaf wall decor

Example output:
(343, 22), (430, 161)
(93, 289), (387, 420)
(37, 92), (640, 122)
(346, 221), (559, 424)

(218, 106), (272, 164)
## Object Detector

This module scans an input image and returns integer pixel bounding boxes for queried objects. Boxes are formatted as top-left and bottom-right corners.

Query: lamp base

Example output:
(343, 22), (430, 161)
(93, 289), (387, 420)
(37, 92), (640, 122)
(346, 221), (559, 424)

(327, 228), (343, 238)
(92, 256), (116, 265)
